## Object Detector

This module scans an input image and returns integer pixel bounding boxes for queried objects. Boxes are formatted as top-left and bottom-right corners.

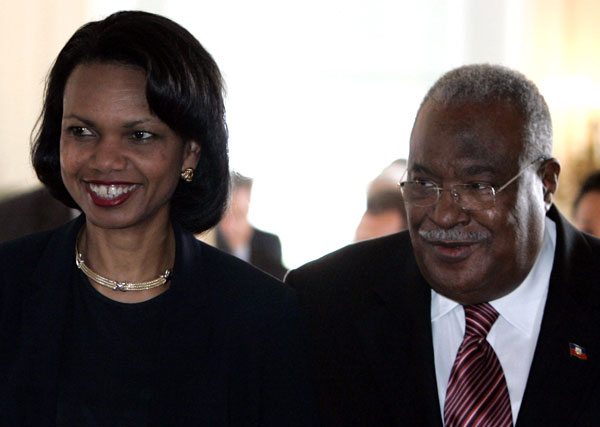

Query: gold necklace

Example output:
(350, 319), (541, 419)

(75, 245), (172, 292)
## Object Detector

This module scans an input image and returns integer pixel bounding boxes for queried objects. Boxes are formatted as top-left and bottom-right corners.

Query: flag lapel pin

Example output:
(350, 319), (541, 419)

(569, 343), (587, 360)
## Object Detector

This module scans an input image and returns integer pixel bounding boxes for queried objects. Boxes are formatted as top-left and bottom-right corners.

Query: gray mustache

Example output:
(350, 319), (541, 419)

(418, 228), (490, 242)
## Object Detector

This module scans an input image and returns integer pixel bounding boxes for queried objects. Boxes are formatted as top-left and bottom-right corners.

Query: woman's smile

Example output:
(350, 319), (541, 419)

(85, 181), (140, 207)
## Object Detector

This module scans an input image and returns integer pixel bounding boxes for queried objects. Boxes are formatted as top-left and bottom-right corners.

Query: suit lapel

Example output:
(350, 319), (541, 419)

(353, 250), (443, 426)
(517, 208), (600, 425)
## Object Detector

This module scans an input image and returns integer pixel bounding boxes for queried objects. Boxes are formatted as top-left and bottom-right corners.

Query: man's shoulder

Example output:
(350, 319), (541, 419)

(251, 227), (281, 245)
(286, 231), (412, 301)
(551, 207), (600, 274)
(560, 224), (600, 300)
(543, 207), (600, 309)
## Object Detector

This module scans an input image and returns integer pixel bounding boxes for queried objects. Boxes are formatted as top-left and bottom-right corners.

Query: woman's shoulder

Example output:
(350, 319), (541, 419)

(0, 229), (61, 308)
(0, 228), (57, 266)
(0, 218), (80, 281)
(176, 224), (285, 285)
(177, 232), (297, 313)
(199, 240), (289, 293)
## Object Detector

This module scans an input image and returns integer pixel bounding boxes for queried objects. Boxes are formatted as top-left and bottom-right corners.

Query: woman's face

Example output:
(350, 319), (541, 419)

(60, 62), (200, 231)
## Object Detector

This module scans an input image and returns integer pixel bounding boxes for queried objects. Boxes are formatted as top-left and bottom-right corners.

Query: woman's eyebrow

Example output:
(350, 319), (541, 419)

(122, 118), (153, 129)
(62, 115), (154, 129)
(62, 114), (95, 127)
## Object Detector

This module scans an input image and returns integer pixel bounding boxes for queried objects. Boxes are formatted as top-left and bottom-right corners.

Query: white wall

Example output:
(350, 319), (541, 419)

(0, 1), (94, 196)
(161, 0), (531, 267)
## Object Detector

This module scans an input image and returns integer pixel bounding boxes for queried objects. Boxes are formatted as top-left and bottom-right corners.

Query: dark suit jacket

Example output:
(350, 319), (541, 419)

(286, 206), (600, 426)
(216, 226), (288, 280)
(0, 187), (74, 243)
(0, 216), (316, 426)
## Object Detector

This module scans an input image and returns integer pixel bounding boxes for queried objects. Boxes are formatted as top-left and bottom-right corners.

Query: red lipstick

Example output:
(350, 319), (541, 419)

(85, 181), (139, 207)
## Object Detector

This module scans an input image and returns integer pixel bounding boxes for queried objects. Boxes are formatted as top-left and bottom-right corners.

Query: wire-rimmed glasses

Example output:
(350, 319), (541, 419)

(399, 157), (546, 211)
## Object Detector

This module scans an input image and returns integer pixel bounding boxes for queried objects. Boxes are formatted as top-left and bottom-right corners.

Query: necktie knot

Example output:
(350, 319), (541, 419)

(464, 302), (499, 338)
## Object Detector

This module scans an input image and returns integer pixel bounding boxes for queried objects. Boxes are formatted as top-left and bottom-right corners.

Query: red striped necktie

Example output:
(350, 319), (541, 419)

(444, 303), (513, 427)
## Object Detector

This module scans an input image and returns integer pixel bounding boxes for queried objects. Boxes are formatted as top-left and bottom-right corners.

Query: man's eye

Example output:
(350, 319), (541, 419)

(466, 182), (491, 191)
(70, 126), (93, 137)
(414, 179), (437, 188)
(132, 131), (154, 141)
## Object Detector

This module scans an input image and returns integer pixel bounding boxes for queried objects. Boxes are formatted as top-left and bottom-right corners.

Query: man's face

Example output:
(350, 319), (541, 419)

(230, 187), (251, 220)
(574, 190), (600, 237)
(407, 100), (553, 304)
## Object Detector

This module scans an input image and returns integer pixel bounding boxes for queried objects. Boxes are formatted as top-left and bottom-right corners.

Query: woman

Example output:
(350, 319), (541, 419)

(0, 11), (315, 425)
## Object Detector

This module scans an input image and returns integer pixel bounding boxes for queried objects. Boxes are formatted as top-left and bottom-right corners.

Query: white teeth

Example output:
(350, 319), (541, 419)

(89, 183), (138, 199)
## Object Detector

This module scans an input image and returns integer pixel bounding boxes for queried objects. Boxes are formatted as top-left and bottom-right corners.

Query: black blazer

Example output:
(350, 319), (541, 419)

(216, 226), (288, 280)
(286, 206), (600, 426)
(0, 216), (316, 426)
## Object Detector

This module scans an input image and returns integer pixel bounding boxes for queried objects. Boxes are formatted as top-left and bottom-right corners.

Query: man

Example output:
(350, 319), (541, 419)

(354, 159), (407, 242)
(573, 170), (600, 237)
(216, 172), (287, 280)
(286, 64), (600, 425)
(354, 190), (406, 242)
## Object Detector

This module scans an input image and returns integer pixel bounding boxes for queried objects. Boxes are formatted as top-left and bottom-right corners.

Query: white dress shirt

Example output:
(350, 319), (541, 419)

(431, 216), (557, 425)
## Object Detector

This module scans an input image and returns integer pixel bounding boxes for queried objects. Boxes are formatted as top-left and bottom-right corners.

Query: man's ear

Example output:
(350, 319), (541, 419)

(183, 140), (201, 170)
(540, 157), (561, 210)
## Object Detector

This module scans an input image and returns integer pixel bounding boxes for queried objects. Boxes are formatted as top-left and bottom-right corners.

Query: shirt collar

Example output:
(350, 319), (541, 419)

(431, 216), (557, 336)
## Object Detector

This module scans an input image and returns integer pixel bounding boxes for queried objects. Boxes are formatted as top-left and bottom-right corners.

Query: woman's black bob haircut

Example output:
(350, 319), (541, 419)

(32, 10), (229, 234)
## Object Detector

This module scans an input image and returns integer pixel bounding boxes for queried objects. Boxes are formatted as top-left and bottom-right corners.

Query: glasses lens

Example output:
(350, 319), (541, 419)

(454, 184), (495, 210)
(400, 182), (439, 207)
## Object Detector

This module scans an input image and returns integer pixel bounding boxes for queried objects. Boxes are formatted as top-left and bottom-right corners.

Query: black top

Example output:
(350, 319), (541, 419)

(0, 216), (317, 426)
(57, 271), (168, 425)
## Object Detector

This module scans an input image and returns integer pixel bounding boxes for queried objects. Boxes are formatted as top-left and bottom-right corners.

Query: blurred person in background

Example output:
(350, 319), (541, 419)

(0, 11), (315, 425)
(573, 170), (600, 237)
(216, 172), (287, 280)
(0, 186), (75, 243)
(354, 159), (407, 241)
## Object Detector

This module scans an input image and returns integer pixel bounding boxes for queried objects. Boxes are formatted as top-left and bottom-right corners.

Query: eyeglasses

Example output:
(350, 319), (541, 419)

(399, 157), (546, 211)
